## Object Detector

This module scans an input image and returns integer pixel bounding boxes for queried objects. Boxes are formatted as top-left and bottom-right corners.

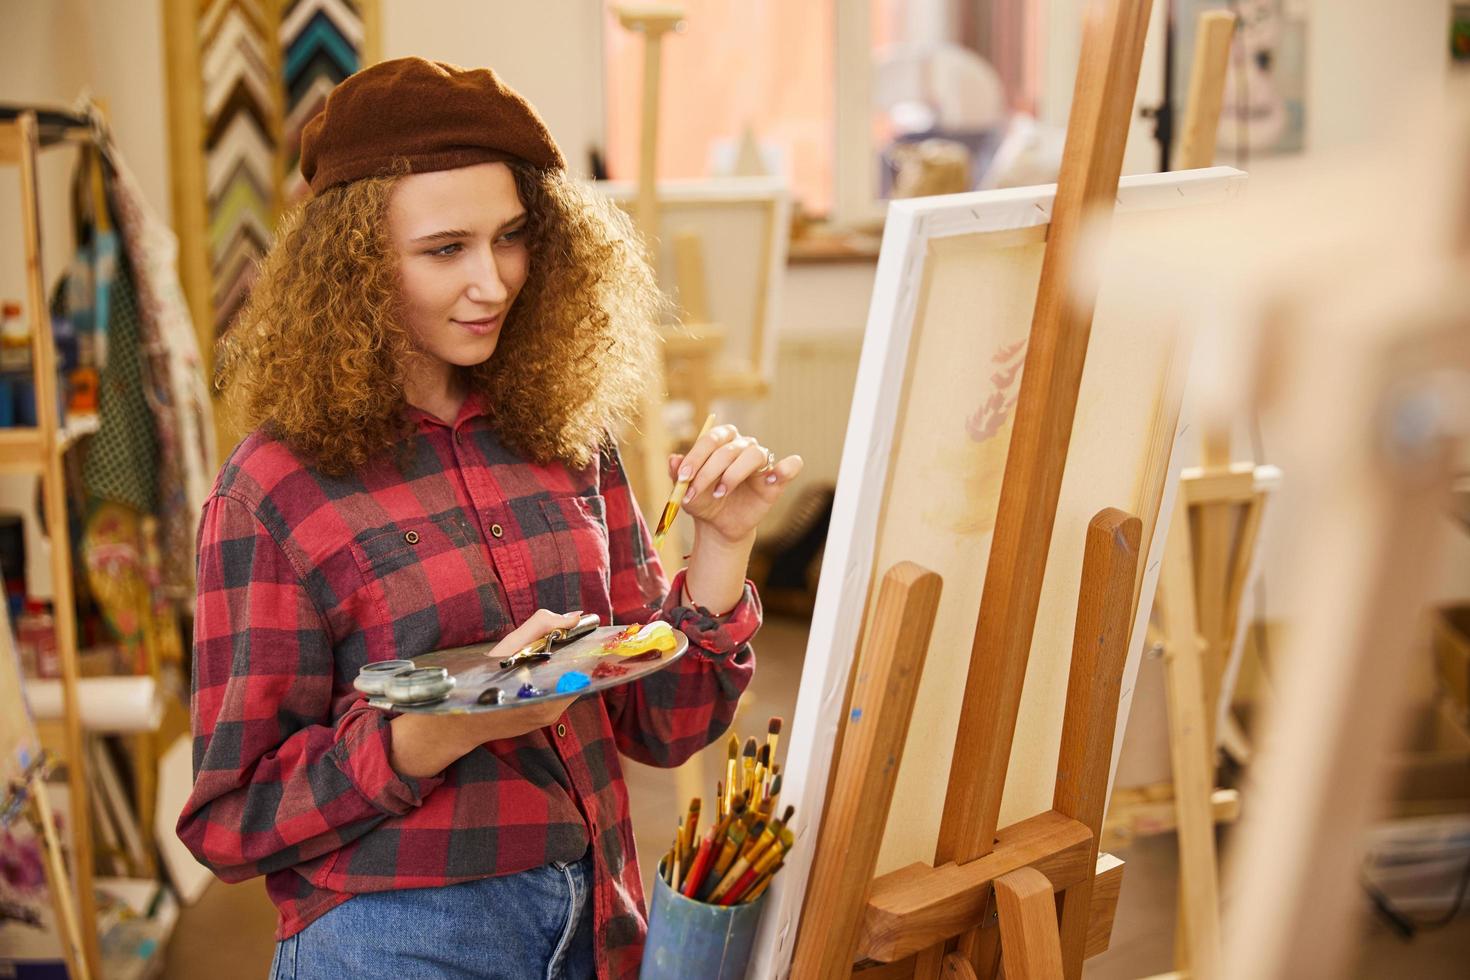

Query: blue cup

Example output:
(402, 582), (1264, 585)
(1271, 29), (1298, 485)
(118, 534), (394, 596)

(641, 858), (768, 979)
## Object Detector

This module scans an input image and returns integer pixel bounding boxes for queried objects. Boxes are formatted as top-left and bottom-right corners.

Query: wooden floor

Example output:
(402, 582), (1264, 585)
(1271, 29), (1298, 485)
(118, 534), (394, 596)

(161, 613), (1470, 978)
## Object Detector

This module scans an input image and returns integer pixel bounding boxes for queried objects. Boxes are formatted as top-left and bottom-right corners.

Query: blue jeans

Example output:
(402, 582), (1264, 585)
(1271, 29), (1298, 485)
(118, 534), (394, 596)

(268, 853), (595, 979)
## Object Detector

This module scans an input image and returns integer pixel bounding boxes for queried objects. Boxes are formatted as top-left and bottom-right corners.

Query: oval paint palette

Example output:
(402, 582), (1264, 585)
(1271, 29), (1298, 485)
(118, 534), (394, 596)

(363, 622), (690, 714)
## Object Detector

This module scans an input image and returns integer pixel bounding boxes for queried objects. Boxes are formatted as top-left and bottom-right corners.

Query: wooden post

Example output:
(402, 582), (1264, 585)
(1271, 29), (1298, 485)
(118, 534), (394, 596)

(1053, 509), (1141, 979)
(31, 774), (92, 980)
(1177, 10), (1237, 173)
(993, 867), (1066, 980)
(613, 5), (683, 569)
(916, 2), (1154, 974)
(1159, 497), (1221, 978)
(14, 110), (103, 979)
(791, 562), (943, 979)
(1151, 18), (1237, 974)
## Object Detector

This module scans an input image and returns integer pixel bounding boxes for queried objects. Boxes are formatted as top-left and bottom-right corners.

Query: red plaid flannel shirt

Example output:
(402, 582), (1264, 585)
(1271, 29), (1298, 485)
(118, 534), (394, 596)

(178, 395), (759, 979)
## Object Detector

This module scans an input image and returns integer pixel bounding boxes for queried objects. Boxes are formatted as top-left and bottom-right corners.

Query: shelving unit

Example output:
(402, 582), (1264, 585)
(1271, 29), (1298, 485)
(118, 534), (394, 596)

(0, 107), (104, 980)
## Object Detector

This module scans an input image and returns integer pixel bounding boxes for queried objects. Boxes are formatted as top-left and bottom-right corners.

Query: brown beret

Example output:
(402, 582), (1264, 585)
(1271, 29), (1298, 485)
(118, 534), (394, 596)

(300, 57), (565, 193)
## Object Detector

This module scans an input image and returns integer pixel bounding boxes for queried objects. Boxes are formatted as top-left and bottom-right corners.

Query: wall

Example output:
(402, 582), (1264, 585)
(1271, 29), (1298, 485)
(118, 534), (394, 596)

(0, 0), (172, 314)
(380, 0), (606, 178)
(1038, 0), (1170, 176)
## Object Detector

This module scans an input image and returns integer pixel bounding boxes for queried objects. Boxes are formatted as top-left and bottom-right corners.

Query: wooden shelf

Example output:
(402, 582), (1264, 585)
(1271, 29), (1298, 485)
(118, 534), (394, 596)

(0, 416), (101, 472)
(0, 426), (45, 471)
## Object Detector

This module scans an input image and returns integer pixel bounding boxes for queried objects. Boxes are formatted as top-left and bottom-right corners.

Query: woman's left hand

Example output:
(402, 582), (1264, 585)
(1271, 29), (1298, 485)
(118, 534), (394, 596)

(669, 424), (804, 547)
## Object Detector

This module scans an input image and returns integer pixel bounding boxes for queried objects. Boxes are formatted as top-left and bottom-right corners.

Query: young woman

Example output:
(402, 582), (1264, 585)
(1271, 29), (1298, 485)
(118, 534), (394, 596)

(177, 58), (801, 980)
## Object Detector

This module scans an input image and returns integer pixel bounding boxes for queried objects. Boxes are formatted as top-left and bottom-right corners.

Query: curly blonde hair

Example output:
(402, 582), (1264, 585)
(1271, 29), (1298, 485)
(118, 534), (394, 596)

(216, 162), (666, 475)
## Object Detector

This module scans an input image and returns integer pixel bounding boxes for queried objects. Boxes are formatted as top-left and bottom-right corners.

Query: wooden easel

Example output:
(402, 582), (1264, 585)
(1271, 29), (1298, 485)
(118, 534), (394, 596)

(612, 3), (732, 811)
(1097, 14), (1270, 978)
(788, 1), (1158, 976)
(793, 510), (1141, 979)
(613, 5), (729, 561)
(613, 3), (683, 565)
(2, 588), (89, 980)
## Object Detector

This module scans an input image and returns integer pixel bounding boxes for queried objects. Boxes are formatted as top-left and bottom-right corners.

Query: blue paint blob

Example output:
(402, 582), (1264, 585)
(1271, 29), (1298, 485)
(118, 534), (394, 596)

(556, 671), (591, 694)
(850, 707), (863, 723)
(517, 682), (542, 699)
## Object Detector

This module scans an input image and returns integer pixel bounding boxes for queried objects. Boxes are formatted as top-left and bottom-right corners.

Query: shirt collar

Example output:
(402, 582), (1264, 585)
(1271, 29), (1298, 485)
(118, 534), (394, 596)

(405, 390), (489, 430)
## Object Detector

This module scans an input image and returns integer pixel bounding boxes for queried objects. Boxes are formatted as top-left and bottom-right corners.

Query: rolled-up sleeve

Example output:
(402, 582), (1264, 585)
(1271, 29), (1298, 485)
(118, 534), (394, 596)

(595, 442), (760, 767)
(177, 494), (442, 882)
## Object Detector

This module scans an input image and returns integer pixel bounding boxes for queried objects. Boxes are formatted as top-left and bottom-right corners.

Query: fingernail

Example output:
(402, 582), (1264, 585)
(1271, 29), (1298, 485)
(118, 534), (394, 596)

(765, 473), (778, 484)
(683, 488), (695, 504)
(678, 466), (691, 481)
(713, 485), (727, 499)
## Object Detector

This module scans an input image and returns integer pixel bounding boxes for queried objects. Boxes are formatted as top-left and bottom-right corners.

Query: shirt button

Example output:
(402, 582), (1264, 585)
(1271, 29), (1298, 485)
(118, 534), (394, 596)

(491, 523), (504, 538)
(556, 723), (567, 738)
(403, 530), (419, 544)
(453, 430), (463, 445)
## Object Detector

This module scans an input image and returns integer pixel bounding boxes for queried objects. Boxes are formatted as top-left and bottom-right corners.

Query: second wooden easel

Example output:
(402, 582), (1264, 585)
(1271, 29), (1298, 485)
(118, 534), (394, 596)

(1099, 13), (1280, 979)
(612, 4), (729, 558)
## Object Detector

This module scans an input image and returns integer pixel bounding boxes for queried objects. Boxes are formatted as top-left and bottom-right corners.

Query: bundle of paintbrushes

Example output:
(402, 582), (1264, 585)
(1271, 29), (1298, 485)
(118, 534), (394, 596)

(660, 717), (791, 906)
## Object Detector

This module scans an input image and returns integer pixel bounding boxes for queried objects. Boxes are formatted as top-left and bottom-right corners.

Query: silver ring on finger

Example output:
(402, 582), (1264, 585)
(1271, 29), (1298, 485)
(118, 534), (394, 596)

(763, 449), (777, 472)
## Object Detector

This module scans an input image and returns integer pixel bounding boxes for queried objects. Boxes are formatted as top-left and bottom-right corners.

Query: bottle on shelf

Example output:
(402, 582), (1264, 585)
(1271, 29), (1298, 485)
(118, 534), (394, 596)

(16, 599), (58, 679)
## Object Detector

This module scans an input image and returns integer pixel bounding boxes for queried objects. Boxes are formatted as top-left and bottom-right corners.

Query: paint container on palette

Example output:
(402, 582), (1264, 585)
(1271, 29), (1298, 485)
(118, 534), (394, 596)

(641, 857), (767, 979)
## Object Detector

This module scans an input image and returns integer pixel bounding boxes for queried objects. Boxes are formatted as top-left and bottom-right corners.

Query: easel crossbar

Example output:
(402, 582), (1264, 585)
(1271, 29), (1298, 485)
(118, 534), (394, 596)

(858, 810), (1095, 963)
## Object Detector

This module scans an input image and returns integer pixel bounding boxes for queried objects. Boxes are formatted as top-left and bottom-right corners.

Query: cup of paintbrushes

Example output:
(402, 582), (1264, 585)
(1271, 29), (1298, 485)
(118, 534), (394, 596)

(642, 853), (769, 980)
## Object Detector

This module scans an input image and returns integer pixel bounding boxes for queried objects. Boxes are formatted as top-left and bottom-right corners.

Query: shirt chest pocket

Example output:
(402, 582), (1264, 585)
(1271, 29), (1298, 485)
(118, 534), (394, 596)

(347, 516), (508, 656)
(535, 494), (613, 618)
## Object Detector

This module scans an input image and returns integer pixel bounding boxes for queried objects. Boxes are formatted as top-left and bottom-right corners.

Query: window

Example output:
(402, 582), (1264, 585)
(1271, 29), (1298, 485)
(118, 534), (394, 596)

(602, 1), (835, 215)
(602, 1), (1043, 224)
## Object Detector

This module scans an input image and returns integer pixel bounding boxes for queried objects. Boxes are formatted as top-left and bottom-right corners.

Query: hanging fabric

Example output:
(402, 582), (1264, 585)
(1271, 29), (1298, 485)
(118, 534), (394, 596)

(90, 109), (217, 602)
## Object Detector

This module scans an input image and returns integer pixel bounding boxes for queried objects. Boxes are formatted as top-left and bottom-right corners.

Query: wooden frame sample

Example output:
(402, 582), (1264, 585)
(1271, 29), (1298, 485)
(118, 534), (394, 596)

(749, 165), (1245, 976)
(163, 0), (380, 451)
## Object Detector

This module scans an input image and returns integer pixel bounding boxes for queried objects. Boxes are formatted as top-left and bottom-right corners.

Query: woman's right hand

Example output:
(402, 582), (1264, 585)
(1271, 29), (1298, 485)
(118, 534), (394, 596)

(388, 609), (587, 779)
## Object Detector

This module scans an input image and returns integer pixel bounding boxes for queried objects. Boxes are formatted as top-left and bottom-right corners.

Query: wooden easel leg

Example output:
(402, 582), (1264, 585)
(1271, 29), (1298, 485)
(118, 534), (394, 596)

(1053, 509), (1142, 979)
(1159, 497), (1222, 979)
(994, 867), (1066, 980)
(31, 776), (92, 980)
(941, 952), (980, 980)
(791, 562), (943, 980)
(959, 920), (1001, 980)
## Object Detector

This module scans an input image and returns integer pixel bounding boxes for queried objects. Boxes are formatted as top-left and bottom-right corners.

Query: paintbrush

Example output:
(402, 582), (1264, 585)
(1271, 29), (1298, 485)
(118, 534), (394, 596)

(720, 811), (799, 905)
(725, 733), (741, 806)
(760, 771), (782, 817)
(653, 413), (718, 544)
(700, 819), (749, 900)
(706, 820), (766, 903)
(742, 737), (758, 799)
(682, 798), (701, 864)
(742, 862), (782, 903)
(681, 829), (719, 898)
(753, 744), (770, 808)
(672, 822), (686, 889)
(766, 716), (782, 769)
(708, 808), (790, 904)
(719, 832), (790, 905)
